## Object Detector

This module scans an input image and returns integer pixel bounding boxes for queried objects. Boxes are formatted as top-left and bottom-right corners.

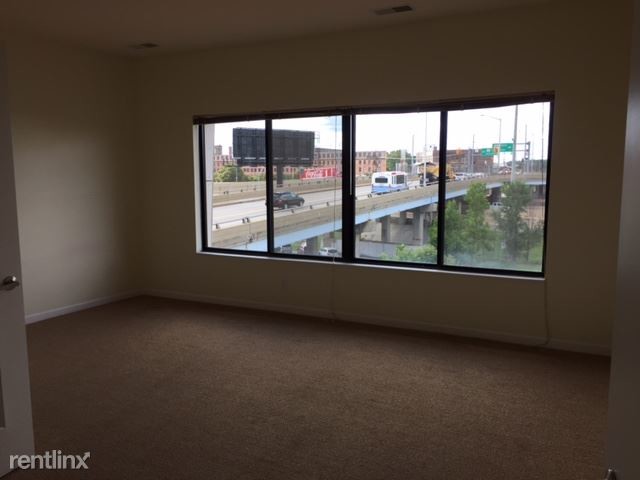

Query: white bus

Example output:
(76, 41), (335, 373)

(371, 171), (409, 194)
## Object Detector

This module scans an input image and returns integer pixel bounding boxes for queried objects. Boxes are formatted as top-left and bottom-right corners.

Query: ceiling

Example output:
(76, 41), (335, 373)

(0, 0), (550, 55)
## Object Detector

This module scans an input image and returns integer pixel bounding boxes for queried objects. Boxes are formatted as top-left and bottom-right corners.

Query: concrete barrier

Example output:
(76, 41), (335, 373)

(209, 174), (546, 249)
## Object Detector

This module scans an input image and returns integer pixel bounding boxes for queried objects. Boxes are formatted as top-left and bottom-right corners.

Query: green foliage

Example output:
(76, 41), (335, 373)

(462, 183), (495, 253)
(430, 202), (465, 255)
(214, 165), (249, 182)
(394, 244), (437, 263)
(526, 233), (545, 263)
(494, 181), (533, 259)
(432, 183), (494, 254)
(382, 181), (543, 270)
(386, 150), (414, 171)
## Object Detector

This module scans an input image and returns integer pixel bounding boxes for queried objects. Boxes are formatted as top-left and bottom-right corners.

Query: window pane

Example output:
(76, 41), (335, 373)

(204, 120), (267, 252)
(354, 112), (441, 264)
(444, 102), (550, 272)
(271, 116), (342, 257)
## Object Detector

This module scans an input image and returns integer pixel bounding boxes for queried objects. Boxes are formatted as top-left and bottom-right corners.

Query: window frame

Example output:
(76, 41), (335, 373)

(195, 92), (554, 278)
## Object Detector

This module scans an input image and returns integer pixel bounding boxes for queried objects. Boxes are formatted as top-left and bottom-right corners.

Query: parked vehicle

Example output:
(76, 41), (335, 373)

(274, 244), (293, 253)
(371, 171), (409, 194)
(274, 192), (304, 209)
(318, 247), (340, 257)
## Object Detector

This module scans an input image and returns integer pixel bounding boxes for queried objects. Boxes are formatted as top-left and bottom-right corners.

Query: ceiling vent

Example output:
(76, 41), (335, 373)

(373, 5), (414, 15)
(129, 43), (159, 50)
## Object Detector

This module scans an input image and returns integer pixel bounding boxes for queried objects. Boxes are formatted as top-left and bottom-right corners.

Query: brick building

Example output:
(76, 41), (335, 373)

(314, 148), (388, 176)
(432, 147), (494, 175)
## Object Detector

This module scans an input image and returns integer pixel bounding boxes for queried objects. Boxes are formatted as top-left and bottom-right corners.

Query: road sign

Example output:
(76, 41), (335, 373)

(480, 148), (494, 156)
(492, 142), (514, 153)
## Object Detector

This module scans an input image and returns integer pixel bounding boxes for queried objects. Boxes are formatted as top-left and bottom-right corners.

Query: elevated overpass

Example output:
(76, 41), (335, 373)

(209, 174), (546, 251)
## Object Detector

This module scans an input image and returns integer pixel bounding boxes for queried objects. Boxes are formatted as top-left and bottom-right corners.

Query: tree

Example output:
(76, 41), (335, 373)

(430, 201), (465, 255)
(393, 244), (437, 263)
(430, 184), (494, 260)
(214, 165), (248, 182)
(494, 181), (533, 259)
(522, 221), (544, 262)
(386, 150), (414, 171)
(462, 182), (494, 253)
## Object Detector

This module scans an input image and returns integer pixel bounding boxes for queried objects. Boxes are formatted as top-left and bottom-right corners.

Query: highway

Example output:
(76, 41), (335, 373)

(208, 174), (546, 249)
(211, 184), (382, 228)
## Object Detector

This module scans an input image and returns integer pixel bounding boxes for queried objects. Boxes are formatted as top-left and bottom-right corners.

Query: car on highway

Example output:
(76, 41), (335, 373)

(274, 244), (293, 253)
(318, 247), (340, 257)
(274, 192), (305, 209)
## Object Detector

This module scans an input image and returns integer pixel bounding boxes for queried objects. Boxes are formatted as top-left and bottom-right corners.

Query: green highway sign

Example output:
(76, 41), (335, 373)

(480, 143), (515, 156)
(492, 142), (514, 153)
(480, 148), (494, 156)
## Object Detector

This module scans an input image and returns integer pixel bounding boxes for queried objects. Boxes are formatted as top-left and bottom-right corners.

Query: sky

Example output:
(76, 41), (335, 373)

(206, 102), (550, 163)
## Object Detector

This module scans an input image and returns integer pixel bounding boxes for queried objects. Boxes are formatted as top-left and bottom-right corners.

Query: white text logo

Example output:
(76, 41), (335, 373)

(10, 451), (90, 470)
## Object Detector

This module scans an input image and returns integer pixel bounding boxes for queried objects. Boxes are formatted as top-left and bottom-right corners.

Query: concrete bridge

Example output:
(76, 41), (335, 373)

(209, 174), (546, 251)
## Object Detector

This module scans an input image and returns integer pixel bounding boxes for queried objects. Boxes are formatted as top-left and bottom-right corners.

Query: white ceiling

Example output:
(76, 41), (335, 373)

(0, 0), (550, 55)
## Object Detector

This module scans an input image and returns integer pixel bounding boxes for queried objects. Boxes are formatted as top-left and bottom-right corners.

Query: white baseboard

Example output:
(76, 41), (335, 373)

(143, 289), (610, 356)
(143, 289), (334, 320)
(25, 291), (141, 324)
(545, 339), (610, 356)
(25, 289), (611, 356)
(339, 311), (610, 355)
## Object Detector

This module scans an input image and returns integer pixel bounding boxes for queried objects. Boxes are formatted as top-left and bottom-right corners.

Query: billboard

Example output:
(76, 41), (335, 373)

(232, 128), (315, 167)
(300, 167), (338, 179)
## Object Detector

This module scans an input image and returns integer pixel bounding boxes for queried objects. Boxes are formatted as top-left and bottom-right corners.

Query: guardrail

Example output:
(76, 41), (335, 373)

(211, 177), (372, 205)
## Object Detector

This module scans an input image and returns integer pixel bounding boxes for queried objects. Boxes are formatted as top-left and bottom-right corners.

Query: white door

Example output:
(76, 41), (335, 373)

(605, 1), (640, 478)
(0, 46), (35, 477)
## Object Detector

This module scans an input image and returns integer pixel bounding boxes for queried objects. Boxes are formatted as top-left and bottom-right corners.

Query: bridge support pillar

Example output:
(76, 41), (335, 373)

(381, 216), (391, 243)
(428, 204), (438, 227)
(354, 223), (367, 257)
(489, 187), (502, 204)
(306, 236), (320, 254)
(400, 211), (408, 224)
(412, 208), (426, 244)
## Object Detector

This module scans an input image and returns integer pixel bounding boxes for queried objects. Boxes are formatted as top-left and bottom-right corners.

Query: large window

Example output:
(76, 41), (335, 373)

(354, 112), (441, 264)
(202, 120), (267, 252)
(196, 94), (552, 276)
(271, 116), (342, 256)
(444, 103), (550, 271)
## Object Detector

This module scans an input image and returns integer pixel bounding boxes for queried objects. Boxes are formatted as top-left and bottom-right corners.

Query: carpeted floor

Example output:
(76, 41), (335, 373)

(9, 296), (610, 479)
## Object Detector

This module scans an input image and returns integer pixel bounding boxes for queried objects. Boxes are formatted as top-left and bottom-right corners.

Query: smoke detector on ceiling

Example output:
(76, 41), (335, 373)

(373, 5), (414, 15)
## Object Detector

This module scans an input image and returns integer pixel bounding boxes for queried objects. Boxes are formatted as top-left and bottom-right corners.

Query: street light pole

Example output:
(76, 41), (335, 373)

(471, 134), (475, 174)
(481, 114), (502, 172)
(423, 114), (428, 187)
(511, 105), (519, 183)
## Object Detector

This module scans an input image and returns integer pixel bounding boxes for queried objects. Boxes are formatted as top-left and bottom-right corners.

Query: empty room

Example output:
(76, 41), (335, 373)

(1, 0), (639, 478)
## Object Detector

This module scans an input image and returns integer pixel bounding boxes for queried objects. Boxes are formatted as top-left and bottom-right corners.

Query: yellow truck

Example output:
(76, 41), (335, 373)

(416, 161), (456, 183)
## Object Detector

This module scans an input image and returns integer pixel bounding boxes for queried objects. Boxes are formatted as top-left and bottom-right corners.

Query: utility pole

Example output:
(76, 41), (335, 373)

(423, 114), (428, 187)
(481, 114), (502, 172)
(471, 134), (475, 174)
(511, 105), (519, 183)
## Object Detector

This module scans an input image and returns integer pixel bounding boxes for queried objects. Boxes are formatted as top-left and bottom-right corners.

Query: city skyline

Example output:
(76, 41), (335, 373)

(205, 102), (551, 168)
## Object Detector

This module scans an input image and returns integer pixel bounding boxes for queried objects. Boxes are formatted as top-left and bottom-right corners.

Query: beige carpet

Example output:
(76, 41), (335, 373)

(9, 296), (609, 479)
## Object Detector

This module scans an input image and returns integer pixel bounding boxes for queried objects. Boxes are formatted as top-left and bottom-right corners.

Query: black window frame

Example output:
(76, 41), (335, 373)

(195, 92), (554, 278)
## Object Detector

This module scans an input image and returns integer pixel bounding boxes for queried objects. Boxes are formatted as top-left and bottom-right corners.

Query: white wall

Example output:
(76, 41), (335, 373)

(6, 38), (140, 319)
(135, 0), (632, 352)
(1, 0), (632, 353)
